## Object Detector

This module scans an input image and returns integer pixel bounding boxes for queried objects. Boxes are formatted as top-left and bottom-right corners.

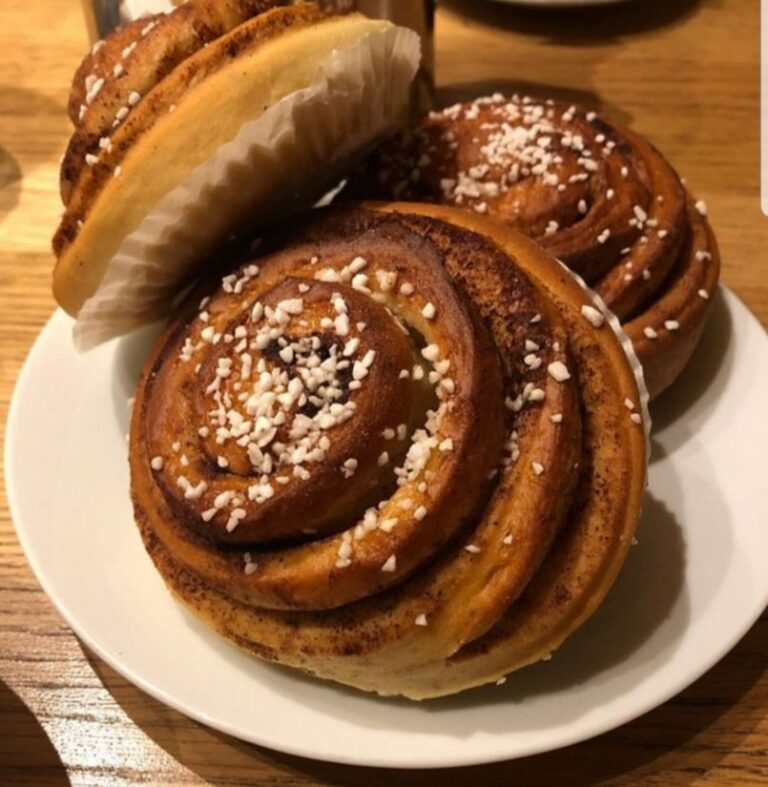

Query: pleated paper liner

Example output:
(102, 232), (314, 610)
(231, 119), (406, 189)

(73, 22), (420, 349)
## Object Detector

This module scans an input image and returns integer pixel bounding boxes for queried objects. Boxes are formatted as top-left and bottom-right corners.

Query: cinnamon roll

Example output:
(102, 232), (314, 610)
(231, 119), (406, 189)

(51, 1), (420, 347)
(344, 95), (720, 398)
(131, 204), (647, 698)
(62, 1), (289, 207)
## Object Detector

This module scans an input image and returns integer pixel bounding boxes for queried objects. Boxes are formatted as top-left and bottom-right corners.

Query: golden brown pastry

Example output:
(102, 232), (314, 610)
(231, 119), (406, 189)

(345, 95), (720, 398)
(62, 0), (288, 207)
(51, 2), (420, 347)
(130, 203), (647, 699)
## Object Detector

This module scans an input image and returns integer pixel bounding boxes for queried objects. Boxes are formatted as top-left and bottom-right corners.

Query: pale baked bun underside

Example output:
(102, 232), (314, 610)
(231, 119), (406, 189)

(53, 4), (420, 349)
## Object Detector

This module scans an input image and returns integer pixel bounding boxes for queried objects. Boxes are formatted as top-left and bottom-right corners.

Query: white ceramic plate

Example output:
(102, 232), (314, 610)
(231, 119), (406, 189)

(483, 0), (631, 7)
(6, 287), (768, 769)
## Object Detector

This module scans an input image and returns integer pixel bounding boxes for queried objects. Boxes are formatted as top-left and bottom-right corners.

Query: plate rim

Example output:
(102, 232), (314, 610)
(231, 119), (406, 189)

(5, 289), (768, 769)
(482, 0), (631, 7)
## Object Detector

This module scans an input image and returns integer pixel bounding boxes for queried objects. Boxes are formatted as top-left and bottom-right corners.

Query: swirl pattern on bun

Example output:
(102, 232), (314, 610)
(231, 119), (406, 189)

(344, 95), (720, 398)
(131, 204), (647, 698)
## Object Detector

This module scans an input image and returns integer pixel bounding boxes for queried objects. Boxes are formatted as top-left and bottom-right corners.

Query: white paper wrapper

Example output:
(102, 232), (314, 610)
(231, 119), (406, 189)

(120, 0), (177, 23)
(74, 23), (420, 350)
(561, 261), (652, 455)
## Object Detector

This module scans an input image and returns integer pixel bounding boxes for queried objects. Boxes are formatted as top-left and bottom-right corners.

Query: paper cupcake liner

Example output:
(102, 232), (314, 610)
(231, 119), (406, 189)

(74, 23), (420, 350)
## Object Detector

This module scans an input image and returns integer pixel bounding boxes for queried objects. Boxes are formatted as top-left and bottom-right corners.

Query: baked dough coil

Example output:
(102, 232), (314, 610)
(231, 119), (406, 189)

(344, 95), (720, 398)
(52, 2), (420, 344)
(131, 204), (647, 698)
(62, 1), (288, 207)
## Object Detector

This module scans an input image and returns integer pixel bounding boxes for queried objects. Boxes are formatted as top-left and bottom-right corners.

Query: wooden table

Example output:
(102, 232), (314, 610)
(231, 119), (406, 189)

(1, 0), (766, 784)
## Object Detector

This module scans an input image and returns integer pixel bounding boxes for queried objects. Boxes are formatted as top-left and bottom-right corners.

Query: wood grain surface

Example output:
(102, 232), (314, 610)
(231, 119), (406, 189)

(1, 0), (766, 784)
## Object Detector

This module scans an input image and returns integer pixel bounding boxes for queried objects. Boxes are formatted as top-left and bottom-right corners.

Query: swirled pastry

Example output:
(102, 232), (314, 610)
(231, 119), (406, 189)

(62, 0), (288, 207)
(51, 2), (420, 348)
(344, 95), (720, 398)
(131, 204), (647, 698)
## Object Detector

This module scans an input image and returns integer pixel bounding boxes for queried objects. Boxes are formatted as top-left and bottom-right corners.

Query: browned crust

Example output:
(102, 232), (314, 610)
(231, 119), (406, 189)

(625, 196), (720, 398)
(343, 96), (720, 399)
(54, 3), (326, 260)
(590, 128), (687, 320)
(68, 15), (162, 124)
(129, 204), (646, 697)
(381, 204), (646, 685)
(131, 205), (579, 618)
(61, 0), (288, 206)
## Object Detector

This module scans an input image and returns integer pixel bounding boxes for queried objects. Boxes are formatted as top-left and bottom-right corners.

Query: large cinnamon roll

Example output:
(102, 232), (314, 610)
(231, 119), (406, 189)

(131, 204), (647, 698)
(344, 95), (720, 398)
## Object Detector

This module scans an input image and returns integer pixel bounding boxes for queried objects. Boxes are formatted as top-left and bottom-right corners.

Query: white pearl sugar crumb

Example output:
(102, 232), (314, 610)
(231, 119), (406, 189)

(547, 361), (571, 382)
(421, 344), (440, 362)
(581, 304), (605, 328)
(415, 614), (428, 627)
